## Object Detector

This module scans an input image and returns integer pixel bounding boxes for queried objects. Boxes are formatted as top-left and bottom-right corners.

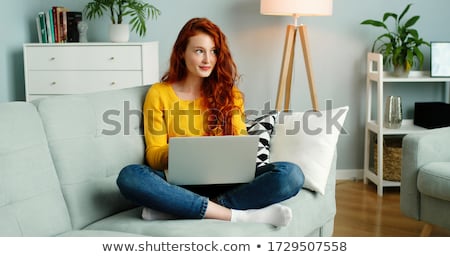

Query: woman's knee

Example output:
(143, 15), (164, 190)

(116, 164), (145, 190)
(272, 161), (305, 196)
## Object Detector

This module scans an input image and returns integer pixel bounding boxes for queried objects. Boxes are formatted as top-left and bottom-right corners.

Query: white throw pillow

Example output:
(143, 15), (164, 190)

(270, 106), (349, 195)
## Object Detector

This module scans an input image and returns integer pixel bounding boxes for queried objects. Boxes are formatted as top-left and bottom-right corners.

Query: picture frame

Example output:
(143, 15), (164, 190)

(431, 41), (450, 77)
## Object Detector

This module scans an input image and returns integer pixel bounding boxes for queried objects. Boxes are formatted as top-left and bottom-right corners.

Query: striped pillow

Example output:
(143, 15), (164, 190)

(246, 112), (278, 168)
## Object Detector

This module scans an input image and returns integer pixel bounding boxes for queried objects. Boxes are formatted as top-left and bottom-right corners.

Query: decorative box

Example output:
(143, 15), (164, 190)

(414, 102), (450, 129)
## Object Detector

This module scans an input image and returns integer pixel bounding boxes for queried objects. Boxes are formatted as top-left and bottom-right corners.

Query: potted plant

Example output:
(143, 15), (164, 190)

(83, 0), (161, 42)
(361, 3), (430, 76)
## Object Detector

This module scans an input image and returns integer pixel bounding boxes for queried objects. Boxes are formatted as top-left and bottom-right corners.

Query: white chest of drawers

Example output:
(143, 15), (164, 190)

(23, 42), (159, 101)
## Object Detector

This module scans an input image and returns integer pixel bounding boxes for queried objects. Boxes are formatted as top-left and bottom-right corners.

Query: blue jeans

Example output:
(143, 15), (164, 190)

(116, 161), (304, 219)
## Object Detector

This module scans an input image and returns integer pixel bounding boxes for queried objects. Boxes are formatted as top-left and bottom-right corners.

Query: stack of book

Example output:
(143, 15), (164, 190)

(36, 6), (82, 43)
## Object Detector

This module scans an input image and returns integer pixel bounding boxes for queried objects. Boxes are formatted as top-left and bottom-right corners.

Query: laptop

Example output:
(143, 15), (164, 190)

(166, 135), (259, 185)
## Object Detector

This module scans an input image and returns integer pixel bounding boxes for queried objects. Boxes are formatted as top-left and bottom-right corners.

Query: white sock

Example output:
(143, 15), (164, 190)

(141, 207), (177, 221)
(230, 204), (293, 227)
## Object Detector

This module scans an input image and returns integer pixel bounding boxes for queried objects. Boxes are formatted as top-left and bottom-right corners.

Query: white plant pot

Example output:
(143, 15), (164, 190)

(109, 24), (130, 43)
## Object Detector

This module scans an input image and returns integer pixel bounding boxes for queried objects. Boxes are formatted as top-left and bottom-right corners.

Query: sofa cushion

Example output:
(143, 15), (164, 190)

(57, 229), (144, 237)
(0, 102), (72, 236)
(418, 162), (450, 201)
(270, 107), (348, 195)
(35, 86), (149, 229)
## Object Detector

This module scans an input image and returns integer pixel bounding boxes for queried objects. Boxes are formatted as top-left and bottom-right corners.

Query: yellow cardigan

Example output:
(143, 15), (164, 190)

(143, 82), (247, 170)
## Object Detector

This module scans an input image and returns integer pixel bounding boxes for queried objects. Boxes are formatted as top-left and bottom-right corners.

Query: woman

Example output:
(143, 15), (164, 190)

(117, 17), (304, 227)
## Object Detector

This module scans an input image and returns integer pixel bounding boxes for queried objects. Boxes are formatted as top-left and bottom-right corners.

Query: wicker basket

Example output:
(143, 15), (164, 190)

(373, 136), (403, 181)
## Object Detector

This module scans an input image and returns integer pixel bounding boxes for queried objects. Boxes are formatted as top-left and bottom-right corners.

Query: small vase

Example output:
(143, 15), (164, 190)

(384, 96), (403, 129)
(77, 21), (88, 43)
(109, 24), (130, 43)
(393, 65), (410, 77)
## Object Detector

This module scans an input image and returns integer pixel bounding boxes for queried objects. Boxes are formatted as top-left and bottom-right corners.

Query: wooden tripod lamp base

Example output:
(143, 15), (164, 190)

(275, 24), (319, 112)
(260, 0), (332, 111)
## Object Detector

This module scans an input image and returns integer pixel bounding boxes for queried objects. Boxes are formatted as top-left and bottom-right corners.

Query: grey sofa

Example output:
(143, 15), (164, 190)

(400, 126), (450, 235)
(0, 85), (337, 237)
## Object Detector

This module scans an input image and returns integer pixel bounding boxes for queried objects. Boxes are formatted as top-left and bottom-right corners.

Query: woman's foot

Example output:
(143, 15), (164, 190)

(231, 204), (293, 227)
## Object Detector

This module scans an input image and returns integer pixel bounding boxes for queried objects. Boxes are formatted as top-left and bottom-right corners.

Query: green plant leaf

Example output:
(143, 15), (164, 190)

(404, 15), (420, 28)
(361, 20), (387, 30)
(398, 3), (412, 22)
(383, 12), (397, 22)
(408, 29), (418, 39)
(414, 47), (424, 68)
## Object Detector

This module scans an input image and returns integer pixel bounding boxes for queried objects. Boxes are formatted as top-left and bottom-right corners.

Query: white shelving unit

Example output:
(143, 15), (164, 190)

(23, 42), (159, 101)
(363, 52), (450, 196)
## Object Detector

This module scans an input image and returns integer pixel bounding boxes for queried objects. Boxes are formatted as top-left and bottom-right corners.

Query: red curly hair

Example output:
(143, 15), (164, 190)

(161, 17), (243, 136)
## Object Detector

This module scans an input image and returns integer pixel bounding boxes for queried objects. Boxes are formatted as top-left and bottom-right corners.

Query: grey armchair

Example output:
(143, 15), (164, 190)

(400, 126), (450, 236)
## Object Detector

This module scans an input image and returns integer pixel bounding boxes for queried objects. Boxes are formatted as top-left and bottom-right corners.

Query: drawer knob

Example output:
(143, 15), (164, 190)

(51, 81), (56, 86)
(110, 82), (116, 86)
(109, 57), (115, 60)
(49, 57), (56, 61)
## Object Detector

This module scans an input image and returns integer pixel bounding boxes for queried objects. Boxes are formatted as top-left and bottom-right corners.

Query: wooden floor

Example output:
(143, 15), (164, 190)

(333, 180), (450, 237)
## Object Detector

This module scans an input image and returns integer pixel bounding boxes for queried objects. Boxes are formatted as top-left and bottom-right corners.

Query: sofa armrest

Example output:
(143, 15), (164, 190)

(400, 126), (450, 218)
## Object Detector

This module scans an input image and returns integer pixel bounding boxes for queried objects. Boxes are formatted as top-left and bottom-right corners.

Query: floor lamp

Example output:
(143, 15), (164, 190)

(260, 0), (333, 112)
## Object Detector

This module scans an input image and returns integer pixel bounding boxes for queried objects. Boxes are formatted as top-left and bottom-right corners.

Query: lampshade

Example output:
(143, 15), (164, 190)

(261, 0), (333, 16)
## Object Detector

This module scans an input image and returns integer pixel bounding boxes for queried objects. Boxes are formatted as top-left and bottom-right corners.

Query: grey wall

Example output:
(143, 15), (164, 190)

(2, 0), (450, 172)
